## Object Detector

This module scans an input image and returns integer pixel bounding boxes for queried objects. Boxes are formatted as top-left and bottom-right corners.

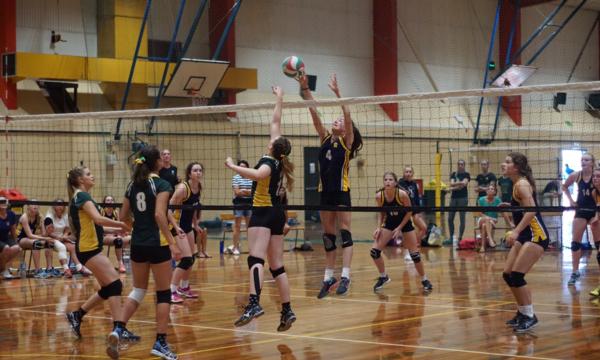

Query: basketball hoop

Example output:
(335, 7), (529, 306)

(187, 89), (209, 106)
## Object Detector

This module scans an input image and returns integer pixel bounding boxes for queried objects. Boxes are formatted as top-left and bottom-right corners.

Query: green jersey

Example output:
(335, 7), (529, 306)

(125, 174), (172, 247)
(69, 190), (103, 253)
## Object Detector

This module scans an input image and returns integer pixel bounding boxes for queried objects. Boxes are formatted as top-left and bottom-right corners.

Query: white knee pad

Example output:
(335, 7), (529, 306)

(128, 287), (147, 304)
(53, 241), (68, 261)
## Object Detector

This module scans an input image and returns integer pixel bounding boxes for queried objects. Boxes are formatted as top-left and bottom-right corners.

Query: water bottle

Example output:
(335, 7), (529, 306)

(19, 261), (26, 279)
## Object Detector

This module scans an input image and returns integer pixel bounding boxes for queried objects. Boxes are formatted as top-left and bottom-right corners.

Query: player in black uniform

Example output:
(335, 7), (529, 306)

(371, 172), (433, 292)
(169, 162), (203, 303)
(16, 202), (50, 276)
(398, 165), (427, 241)
(562, 153), (597, 285)
(64, 166), (131, 359)
(101, 195), (131, 273)
(300, 73), (363, 298)
(225, 86), (296, 332)
(119, 145), (182, 360)
(501, 153), (549, 333)
(588, 168), (600, 297)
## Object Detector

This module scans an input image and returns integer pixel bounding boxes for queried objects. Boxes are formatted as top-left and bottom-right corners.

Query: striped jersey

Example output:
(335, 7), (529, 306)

(318, 133), (351, 192)
(252, 156), (283, 207)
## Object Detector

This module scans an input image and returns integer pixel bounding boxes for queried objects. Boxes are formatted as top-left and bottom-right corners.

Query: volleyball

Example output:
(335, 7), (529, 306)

(282, 55), (305, 79)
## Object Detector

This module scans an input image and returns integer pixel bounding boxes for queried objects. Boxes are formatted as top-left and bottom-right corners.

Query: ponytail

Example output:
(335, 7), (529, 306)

(280, 155), (295, 192)
(349, 121), (363, 160)
(272, 136), (294, 192)
(132, 145), (161, 187)
(508, 152), (536, 192)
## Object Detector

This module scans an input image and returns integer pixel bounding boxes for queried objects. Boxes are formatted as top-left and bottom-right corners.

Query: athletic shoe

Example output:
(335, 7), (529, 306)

(590, 286), (600, 297)
(151, 340), (178, 360)
(373, 275), (391, 292)
(2, 270), (14, 279)
(317, 277), (337, 299)
(171, 292), (184, 304)
(514, 314), (538, 333)
(106, 329), (121, 359)
(34, 269), (49, 279)
(120, 327), (141, 342)
(232, 248), (241, 255)
(63, 268), (73, 279)
(177, 286), (199, 299)
(506, 311), (525, 328)
(50, 268), (62, 277)
(277, 308), (296, 332)
(225, 245), (234, 254)
(66, 311), (82, 339)
(336, 277), (351, 295)
(568, 272), (581, 286)
(234, 302), (264, 327)
(422, 279), (433, 292)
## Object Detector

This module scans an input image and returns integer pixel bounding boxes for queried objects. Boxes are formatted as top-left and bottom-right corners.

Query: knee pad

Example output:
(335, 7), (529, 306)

(98, 279), (123, 299)
(32, 240), (44, 250)
(502, 272), (513, 287)
(113, 237), (123, 249)
(340, 229), (353, 248)
(571, 241), (582, 251)
(370, 248), (382, 260)
(177, 256), (194, 270)
(44, 241), (54, 249)
(409, 251), (421, 264)
(323, 233), (337, 252)
(156, 289), (171, 304)
(269, 266), (285, 278)
(247, 255), (265, 269)
(510, 271), (527, 287)
(54, 242), (67, 261)
(128, 287), (147, 304)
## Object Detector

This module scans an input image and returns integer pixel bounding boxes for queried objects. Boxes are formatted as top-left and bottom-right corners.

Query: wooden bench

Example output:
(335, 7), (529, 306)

(219, 211), (305, 254)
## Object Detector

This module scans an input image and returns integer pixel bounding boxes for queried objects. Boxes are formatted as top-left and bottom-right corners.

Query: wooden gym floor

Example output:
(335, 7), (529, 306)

(1, 241), (600, 359)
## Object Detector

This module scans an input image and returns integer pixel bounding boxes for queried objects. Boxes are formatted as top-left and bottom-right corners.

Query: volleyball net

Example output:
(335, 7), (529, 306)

(3, 81), (600, 229)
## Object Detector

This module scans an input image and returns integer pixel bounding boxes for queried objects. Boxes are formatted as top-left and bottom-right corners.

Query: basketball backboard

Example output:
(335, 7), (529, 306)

(491, 64), (537, 88)
(164, 58), (230, 98)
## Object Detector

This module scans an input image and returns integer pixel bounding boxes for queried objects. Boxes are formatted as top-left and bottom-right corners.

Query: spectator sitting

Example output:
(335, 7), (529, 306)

(541, 176), (562, 207)
(476, 185), (501, 253)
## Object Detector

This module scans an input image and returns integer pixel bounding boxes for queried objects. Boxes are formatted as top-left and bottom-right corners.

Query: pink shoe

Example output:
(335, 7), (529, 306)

(177, 286), (199, 298)
(171, 292), (184, 304)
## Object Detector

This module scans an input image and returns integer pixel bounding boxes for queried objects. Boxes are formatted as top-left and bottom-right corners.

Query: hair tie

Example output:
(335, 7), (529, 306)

(134, 156), (146, 165)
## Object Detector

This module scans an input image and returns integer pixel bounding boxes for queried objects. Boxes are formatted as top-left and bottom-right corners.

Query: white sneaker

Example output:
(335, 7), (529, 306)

(233, 248), (240, 255)
(2, 270), (14, 279)
(225, 245), (234, 254)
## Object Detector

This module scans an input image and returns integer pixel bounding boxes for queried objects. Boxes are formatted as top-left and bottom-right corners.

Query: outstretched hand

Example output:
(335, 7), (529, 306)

(225, 157), (234, 169)
(328, 73), (340, 97)
(272, 85), (284, 98)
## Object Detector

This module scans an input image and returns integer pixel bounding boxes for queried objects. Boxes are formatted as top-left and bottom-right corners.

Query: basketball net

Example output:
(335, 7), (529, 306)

(188, 89), (209, 106)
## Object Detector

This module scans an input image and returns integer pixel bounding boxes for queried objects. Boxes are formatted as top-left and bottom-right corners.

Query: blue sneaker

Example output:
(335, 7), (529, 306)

(106, 329), (121, 359)
(151, 340), (178, 360)
(51, 268), (62, 277)
(34, 269), (49, 279)
(336, 277), (351, 295)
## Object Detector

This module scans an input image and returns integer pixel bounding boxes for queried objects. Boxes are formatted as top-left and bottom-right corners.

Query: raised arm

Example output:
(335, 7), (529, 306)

(271, 86), (283, 141)
(328, 74), (354, 148)
(299, 75), (327, 140)
(225, 159), (271, 181)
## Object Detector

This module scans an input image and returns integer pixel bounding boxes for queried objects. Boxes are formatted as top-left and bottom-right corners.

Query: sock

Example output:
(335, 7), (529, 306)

(282, 302), (291, 312)
(181, 280), (189, 289)
(249, 293), (260, 305)
(341, 267), (350, 279)
(518, 304), (534, 317)
(113, 321), (125, 330)
(77, 307), (87, 319)
(156, 333), (167, 344)
(75, 263), (83, 271)
(324, 268), (334, 281)
(62, 263), (69, 270)
(170, 284), (177, 293)
(380, 272), (387, 278)
(422, 275), (428, 281)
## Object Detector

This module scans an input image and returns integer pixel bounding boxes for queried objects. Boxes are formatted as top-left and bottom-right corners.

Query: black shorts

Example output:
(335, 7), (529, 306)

(517, 236), (549, 250)
(248, 207), (286, 235)
(384, 219), (415, 233)
(131, 245), (172, 264)
(320, 191), (351, 207)
(77, 248), (103, 266)
(575, 210), (596, 221)
(180, 222), (193, 234)
(0, 238), (17, 251)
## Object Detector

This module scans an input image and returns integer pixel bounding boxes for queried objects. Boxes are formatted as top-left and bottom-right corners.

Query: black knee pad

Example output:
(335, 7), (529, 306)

(113, 237), (123, 249)
(409, 251), (421, 264)
(32, 240), (44, 250)
(177, 256), (194, 270)
(269, 266), (285, 278)
(502, 272), (513, 287)
(340, 229), (353, 248)
(44, 241), (54, 249)
(98, 279), (123, 299)
(595, 241), (600, 251)
(247, 255), (265, 269)
(370, 248), (382, 260)
(156, 289), (171, 304)
(323, 233), (337, 252)
(571, 241), (582, 251)
(510, 271), (527, 287)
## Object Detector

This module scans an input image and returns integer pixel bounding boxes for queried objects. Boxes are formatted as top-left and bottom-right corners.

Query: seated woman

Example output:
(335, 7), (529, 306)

(476, 185), (502, 252)
(16, 202), (52, 278)
(101, 195), (131, 273)
(0, 196), (22, 279)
